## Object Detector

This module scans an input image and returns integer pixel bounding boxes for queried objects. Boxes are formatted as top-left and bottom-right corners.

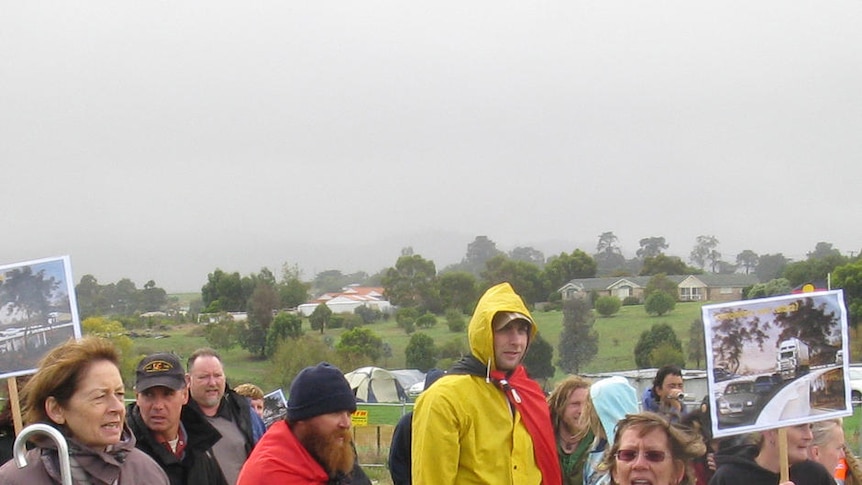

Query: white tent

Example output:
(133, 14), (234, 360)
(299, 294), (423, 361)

(344, 366), (408, 403)
(388, 369), (425, 390)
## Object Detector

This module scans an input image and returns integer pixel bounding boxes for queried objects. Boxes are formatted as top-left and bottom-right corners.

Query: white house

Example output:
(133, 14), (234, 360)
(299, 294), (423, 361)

(297, 285), (392, 316)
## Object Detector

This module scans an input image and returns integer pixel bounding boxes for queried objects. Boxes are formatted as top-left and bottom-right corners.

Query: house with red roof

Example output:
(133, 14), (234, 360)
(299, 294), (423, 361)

(297, 285), (392, 316)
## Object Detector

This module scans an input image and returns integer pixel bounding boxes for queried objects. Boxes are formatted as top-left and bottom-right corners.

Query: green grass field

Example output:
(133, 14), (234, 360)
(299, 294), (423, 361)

(132, 300), (862, 458)
(134, 301), (709, 391)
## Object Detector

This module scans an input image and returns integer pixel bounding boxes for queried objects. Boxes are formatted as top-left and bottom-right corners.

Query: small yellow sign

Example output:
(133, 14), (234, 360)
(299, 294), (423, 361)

(351, 410), (368, 426)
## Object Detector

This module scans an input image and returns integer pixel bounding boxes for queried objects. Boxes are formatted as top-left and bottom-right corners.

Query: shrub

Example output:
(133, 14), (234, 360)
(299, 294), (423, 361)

(396, 307), (419, 332)
(329, 313), (346, 329)
(645, 291), (676, 316)
(437, 338), (468, 360)
(354, 305), (383, 324)
(594, 296), (621, 317)
(622, 296), (641, 306)
(634, 323), (683, 368)
(416, 312), (437, 329)
(649, 342), (686, 368)
(445, 308), (466, 332)
(405, 333), (436, 371)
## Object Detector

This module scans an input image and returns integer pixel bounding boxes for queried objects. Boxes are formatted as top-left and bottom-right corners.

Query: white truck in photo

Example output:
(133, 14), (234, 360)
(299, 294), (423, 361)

(776, 337), (811, 380)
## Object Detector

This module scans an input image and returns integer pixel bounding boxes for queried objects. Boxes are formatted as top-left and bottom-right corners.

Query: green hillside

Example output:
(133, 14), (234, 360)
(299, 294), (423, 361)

(132, 301), (707, 390)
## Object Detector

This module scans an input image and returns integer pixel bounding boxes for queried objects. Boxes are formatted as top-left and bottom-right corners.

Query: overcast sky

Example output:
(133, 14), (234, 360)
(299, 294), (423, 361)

(2, 2), (861, 292)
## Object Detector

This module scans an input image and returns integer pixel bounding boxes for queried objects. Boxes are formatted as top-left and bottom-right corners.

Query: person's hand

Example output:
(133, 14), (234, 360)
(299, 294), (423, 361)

(667, 389), (684, 410)
(706, 452), (716, 471)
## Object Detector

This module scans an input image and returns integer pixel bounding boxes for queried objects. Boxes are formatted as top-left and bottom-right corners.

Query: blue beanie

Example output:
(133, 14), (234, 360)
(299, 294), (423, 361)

(287, 362), (357, 422)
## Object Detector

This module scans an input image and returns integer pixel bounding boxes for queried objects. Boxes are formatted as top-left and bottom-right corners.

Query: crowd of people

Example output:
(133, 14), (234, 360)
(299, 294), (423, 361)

(0, 281), (858, 485)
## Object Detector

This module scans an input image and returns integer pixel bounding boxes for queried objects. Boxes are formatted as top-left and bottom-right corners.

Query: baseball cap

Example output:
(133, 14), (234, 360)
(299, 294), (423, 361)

(492, 311), (532, 331)
(135, 352), (186, 392)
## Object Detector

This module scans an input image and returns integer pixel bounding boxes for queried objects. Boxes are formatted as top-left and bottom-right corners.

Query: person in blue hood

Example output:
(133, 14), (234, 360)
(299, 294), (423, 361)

(580, 376), (640, 485)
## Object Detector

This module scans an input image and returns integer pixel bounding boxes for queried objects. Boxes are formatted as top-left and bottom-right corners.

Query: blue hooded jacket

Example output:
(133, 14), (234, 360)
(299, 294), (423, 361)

(583, 376), (639, 485)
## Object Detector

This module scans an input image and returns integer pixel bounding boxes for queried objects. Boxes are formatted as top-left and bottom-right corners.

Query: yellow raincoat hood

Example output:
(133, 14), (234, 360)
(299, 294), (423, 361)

(467, 282), (537, 372)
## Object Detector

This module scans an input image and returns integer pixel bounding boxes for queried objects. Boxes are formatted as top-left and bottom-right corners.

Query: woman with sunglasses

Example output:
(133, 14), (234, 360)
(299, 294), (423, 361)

(603, 412), (706, 485)
(710, 423), (834, 485)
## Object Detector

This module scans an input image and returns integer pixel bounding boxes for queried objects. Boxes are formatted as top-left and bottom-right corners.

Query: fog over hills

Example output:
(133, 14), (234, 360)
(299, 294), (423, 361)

(56, 230), (597, 293)
(3, 2), (860, 292)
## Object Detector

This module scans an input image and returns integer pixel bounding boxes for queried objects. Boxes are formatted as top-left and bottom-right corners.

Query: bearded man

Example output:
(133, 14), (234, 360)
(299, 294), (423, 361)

(236, 362), (370, 485)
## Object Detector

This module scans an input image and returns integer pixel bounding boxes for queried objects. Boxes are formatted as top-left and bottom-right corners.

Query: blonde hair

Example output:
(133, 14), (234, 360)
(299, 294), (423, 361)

(21, 337), (120, 425)
(572, 386), (603, 443)
(548, 375), (591, 432)
(234, 383), (264, 400)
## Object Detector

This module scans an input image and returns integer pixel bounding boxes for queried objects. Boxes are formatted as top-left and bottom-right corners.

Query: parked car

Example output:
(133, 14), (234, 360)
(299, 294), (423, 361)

(849, 367), (862, 404)
(754, 374), (782, 394)
(713, 367), (739, 382)
(717, 380), (761, 426)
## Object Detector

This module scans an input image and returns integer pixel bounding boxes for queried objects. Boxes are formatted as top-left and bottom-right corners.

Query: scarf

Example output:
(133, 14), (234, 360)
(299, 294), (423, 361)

(560, 429), (594, 482)
(39, 432), (131, 485)
(490, 365), (563, 485)
(239, 420), (330, 484)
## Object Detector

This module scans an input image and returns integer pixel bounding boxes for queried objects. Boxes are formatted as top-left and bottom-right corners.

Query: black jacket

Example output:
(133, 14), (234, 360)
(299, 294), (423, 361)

(127, 403), (228, 485)
(710, 443), (834, 485)
(187, 387), (257, 456)
(388, 412), (413, 485)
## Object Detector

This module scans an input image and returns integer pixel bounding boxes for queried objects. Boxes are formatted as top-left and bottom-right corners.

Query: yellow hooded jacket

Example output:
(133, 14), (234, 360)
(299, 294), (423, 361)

(411, 282), (542, 484)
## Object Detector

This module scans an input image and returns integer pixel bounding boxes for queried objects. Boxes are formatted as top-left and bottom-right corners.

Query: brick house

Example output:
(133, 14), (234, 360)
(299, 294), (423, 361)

(558, 273), (759, 303)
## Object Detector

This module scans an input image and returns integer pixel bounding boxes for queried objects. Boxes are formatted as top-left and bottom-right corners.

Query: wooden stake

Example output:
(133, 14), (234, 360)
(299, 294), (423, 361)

(7, 377), (23, 435)
(778, 427), (789, 483)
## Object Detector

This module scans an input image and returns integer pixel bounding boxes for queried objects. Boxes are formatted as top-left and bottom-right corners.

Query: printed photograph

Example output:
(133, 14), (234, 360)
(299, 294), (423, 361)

(263, 388), (288, 428)
(0, 256), (81, 379)
(703, 290), (850, 438)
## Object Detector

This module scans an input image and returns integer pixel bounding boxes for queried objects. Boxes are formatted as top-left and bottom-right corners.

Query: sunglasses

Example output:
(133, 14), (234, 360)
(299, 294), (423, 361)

(615, 450), (668, 463)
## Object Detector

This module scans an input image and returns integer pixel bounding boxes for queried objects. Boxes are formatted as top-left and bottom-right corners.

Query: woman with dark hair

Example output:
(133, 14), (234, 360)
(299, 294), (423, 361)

(603, 412), (706, 485)
(0, 337), (168, 484)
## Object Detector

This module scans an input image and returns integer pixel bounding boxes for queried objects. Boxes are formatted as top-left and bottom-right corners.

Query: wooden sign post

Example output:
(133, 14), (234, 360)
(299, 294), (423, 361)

(6, 377), (23, 434)
(778, 427), (789, 483)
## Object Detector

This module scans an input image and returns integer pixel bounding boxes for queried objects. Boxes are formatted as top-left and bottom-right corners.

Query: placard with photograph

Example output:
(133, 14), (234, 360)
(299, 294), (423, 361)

(263, 388), (288, 428)
(703, 290), (851, 438)
(0, 256), (81, 379)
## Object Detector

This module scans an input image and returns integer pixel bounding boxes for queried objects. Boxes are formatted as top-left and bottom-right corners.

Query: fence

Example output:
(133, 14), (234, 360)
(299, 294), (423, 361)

(351, 401), (413, 467)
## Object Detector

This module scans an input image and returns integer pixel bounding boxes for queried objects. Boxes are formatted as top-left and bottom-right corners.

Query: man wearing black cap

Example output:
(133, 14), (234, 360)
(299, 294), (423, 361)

(127, 352), (228, 485)
(237, 362), (370, 485)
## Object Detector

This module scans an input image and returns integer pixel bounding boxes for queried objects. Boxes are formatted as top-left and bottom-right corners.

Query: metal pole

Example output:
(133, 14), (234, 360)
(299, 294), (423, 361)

(14, 423), (72, 485)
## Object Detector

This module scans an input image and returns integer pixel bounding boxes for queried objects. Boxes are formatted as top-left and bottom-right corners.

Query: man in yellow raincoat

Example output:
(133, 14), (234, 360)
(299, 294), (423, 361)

(412, 282), (561, 485)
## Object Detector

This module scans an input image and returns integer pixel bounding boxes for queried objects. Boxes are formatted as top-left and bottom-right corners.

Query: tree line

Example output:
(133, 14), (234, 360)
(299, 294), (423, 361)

(68, 235), (862, 390)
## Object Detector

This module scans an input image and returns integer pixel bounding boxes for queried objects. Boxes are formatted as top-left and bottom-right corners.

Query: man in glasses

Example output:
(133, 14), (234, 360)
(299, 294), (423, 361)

(412, 282), (562, 485)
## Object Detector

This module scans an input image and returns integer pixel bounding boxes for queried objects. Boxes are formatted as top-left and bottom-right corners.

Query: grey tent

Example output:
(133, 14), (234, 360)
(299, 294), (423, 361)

(343, 366), (408, 403)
